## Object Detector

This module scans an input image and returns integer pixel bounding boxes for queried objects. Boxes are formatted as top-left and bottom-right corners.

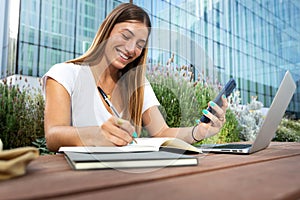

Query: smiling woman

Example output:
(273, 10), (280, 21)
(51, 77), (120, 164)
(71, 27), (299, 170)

(42, 3), (153, 151)
(42, 3), (228, 152)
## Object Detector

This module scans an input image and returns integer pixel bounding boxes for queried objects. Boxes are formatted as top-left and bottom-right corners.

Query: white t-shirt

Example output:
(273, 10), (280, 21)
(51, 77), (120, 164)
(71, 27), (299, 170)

(42, 63), (160, 127)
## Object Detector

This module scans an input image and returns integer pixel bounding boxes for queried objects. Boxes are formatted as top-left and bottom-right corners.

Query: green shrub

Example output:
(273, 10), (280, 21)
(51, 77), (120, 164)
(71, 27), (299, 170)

(228, 90), (300, 142)
(151, 82), (182, 127)
(195, 109), (241, 145)
(0, 78), (44, 149)
(32, 137), (54, 155)
(274, 118), (300, 142)
(148, 72), (241, 144)
(150, 76), (200, 128)
(194, 82), (216, 112)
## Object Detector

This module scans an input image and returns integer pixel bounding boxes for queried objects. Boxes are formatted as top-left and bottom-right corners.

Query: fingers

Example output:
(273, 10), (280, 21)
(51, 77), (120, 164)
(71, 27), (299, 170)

(208, 101), (224, 117)
(114, 117), (135, 134)
(201, 109), (224, 128)
(203, 96), (228, 127)
(209, 95), (228, 115)
(101, 117), (135, 146)
(194, 96), (229, 141)
(221, 94), (228, 110)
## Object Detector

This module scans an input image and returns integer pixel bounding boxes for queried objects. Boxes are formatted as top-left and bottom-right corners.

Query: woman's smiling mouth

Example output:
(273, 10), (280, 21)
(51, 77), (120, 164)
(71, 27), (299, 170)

(117, 48), (131, 61)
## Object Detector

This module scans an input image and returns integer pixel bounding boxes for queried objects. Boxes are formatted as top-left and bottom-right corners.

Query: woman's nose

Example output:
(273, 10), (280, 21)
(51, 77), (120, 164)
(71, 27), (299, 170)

(125, 40), (136, 56)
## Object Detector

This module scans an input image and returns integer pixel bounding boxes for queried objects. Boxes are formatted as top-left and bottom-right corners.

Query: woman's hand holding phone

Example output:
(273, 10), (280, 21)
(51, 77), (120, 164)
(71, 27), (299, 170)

(200, 78), (236, 123)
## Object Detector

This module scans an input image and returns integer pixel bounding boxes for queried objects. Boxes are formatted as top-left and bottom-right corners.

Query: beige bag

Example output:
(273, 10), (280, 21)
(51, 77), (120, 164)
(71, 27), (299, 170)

(0, 140), (39, 180)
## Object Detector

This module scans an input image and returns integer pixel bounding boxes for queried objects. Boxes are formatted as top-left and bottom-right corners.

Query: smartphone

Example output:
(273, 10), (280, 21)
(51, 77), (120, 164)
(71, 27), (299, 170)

(200, 78), (236, 123)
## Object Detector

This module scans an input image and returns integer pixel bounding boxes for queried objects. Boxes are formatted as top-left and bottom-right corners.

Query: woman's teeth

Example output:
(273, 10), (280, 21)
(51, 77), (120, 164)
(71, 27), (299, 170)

(119, 51), (129, 60)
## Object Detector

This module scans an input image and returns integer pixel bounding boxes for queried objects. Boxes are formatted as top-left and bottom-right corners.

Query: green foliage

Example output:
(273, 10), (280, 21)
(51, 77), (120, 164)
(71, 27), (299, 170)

(0, 79), (44, 149)
(195, 109), (241, 145)
(149, 75), (201, 128)
(151, 82), (182, 127)
(194, 83), (216, 111)
(32, 137), (54, 155)
(274, 118), (300, 142)
(148, 73), (241, 144)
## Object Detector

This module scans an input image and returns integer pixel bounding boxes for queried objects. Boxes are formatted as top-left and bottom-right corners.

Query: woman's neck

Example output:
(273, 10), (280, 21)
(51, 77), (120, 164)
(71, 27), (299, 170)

(91, 62), (120, 97)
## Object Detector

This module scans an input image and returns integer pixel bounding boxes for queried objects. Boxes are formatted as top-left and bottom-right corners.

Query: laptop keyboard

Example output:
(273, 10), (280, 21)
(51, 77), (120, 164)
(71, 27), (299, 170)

(210, 144), (252, 149)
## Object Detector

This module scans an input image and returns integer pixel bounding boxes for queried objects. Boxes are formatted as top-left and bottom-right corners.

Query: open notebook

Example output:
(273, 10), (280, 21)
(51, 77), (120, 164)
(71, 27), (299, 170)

(59, 137), (202, 154)
(198, 71), (296, 154)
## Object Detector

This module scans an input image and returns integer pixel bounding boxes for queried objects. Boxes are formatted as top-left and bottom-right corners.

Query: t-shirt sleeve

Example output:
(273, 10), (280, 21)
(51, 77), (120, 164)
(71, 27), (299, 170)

(142, 79), (160, 113)
(42, 63), (77, 97)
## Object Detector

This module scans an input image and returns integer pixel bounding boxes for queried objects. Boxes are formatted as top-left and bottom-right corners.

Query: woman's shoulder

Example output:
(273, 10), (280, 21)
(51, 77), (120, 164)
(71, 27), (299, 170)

(45, 62), (91, 80)
(43, 62), (88, 84)
(49, 62), (87, 74)
(42, 62), (89, 95)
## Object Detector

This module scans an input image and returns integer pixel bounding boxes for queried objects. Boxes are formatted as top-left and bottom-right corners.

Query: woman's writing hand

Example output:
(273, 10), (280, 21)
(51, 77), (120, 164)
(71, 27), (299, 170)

(193, 96), (228, 140)
(101, 116), (136, 146)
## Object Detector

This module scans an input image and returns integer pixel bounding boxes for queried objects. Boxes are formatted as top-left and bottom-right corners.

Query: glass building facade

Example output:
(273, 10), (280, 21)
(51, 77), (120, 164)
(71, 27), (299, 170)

(1, 0), (299, 117)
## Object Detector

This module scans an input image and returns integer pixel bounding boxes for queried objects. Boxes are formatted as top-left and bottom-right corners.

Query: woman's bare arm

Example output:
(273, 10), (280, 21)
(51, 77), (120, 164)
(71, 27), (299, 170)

(142, 97), (228, 144)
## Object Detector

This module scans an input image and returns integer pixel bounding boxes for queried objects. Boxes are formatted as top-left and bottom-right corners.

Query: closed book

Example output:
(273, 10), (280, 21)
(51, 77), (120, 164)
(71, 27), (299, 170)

(64, 151), (198, 170)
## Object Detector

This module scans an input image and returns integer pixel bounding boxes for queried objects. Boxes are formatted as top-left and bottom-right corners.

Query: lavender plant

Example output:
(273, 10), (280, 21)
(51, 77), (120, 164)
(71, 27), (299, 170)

(0, 76), (44, 149)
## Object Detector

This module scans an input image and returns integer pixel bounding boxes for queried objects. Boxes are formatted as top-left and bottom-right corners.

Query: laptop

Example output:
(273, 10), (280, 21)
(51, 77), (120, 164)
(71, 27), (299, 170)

(199, 71), (296, 154)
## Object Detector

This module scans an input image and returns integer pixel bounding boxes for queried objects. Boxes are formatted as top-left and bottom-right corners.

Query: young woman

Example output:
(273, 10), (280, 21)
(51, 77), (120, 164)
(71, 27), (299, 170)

(43, 3), (227, 152)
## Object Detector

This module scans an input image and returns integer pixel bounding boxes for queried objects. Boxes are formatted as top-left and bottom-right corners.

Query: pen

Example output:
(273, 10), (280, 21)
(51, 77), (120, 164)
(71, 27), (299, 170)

(97, 86), (137, 144)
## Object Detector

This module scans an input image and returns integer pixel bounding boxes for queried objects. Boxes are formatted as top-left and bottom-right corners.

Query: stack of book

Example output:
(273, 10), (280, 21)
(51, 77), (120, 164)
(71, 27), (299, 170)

(59, 138), (201, 170)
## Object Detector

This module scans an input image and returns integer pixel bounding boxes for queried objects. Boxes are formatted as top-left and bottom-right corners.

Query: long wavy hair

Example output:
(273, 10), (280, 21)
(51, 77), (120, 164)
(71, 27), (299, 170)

(66, 3), (151, 135)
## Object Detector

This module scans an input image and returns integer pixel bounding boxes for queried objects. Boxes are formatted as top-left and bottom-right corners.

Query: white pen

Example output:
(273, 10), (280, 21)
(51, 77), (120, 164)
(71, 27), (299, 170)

(97, 86), (137, 144)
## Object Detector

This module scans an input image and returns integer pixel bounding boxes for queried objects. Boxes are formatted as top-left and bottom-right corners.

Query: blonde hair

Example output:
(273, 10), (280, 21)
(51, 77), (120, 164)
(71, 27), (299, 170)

(66, 3), (151, 135)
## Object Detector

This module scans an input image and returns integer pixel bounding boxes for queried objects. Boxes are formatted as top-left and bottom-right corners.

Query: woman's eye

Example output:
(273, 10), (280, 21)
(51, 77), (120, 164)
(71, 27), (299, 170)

(136, 41), (145, 50)
(121, 33), (130, 40)
(136, 44), (144, 49)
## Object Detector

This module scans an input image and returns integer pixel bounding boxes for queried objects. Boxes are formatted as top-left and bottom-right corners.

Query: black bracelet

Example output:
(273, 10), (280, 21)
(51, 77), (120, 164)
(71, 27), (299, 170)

(192, 124), (201, 142)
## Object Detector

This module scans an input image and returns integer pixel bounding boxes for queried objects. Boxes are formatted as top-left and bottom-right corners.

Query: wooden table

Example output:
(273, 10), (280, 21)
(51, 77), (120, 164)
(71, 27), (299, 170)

(1, 142), (300, 200)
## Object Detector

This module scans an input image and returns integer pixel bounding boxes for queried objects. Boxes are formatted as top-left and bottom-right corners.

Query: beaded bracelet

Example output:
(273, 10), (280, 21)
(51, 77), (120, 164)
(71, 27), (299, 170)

(191, 124), (201, 142)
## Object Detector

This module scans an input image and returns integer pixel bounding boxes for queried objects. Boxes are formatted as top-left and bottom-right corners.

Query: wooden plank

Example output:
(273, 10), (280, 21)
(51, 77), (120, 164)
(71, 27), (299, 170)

(50, 155), (300, 200)
(0, 142), (299, 200)
(26, 153), (70, 174)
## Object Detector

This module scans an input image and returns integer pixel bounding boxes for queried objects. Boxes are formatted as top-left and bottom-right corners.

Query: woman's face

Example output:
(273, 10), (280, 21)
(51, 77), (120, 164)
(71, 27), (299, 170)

(104, 21), (149, 69)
